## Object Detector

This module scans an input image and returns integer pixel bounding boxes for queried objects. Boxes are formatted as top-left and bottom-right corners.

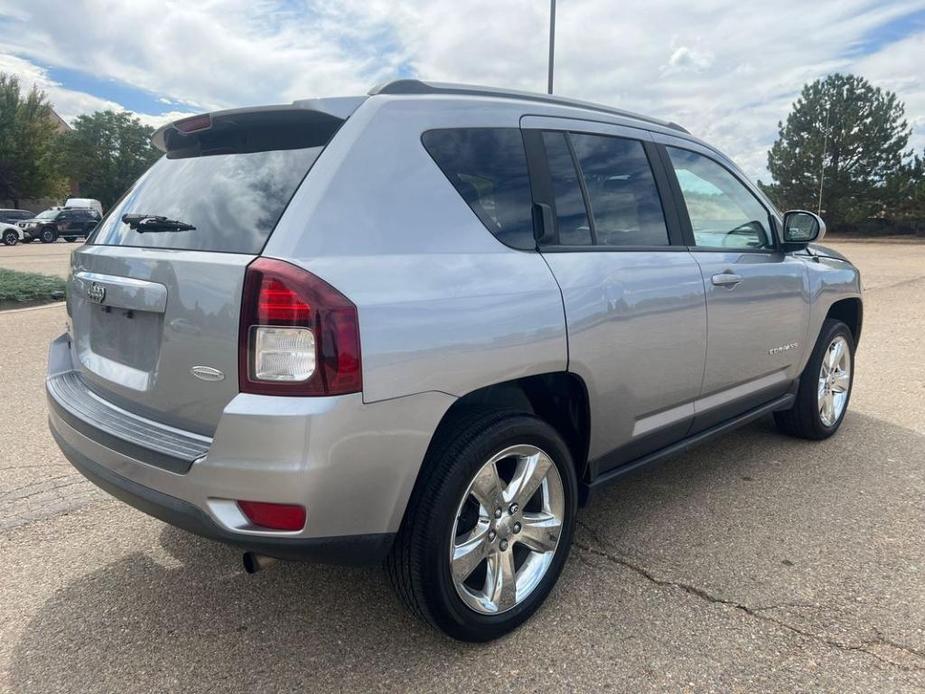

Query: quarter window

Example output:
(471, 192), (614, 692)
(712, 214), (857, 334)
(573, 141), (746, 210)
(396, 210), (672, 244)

(666, 147), (773, 249)
(569, 133), (670, 247)
(422, 128), (536, 250)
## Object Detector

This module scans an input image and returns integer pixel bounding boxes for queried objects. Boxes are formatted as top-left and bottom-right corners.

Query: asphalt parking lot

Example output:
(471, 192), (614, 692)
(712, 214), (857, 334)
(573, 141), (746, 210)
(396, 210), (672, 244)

(0, 241), (73, 279)
(1, 240), (923, 692)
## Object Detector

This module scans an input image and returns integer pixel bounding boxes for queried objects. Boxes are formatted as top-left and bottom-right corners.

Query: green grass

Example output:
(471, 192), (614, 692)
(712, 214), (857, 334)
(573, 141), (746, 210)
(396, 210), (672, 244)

(0, 268), (66, 306)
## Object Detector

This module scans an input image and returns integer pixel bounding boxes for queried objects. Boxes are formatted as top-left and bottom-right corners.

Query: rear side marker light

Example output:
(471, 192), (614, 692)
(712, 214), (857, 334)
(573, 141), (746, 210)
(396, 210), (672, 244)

(239, 258), (362, 396)
(238, 500), (306, 531)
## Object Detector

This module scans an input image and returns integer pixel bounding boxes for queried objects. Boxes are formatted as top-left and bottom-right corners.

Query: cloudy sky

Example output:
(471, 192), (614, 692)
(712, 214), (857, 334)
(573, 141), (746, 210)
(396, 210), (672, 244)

(1, 0), (924, 180)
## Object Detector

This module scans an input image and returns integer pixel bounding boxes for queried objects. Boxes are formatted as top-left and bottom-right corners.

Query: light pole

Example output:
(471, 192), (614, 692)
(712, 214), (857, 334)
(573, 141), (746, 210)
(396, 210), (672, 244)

(817, 104), (830, 216)
(547, 0), (556, 94)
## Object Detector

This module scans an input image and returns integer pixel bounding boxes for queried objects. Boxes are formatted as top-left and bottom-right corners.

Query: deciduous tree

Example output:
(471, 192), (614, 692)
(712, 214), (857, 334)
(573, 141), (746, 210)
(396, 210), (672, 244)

(56, 110), (160, 208)
(0, 72), (63, 206)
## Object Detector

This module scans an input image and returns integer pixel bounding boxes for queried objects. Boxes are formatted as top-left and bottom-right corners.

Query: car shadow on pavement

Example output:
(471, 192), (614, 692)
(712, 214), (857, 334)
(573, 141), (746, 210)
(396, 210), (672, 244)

(9, 412), (925, 692)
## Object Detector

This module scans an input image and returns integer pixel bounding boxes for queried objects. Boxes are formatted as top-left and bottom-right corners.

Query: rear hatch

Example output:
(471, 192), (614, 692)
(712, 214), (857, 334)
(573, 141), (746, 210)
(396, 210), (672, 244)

(67, 101), (361, 436)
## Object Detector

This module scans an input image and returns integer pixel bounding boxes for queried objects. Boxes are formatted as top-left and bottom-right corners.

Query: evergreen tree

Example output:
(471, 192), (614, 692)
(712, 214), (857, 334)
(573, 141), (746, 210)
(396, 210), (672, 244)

(763, 74), (911, 229)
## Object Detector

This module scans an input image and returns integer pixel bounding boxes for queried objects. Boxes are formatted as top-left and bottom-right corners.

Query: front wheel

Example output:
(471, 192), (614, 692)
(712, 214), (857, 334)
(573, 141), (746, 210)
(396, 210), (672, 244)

(2, 229), (17, 246)
(40, 228), (57, 243)
(775, 319), (855, 439)
(387, 411), (577, 642)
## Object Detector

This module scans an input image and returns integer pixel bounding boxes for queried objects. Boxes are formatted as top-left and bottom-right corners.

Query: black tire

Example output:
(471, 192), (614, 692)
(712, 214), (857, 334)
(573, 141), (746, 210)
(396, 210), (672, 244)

(774, 319), (855, 440)
(64, 236), (76, 242)
(2, 229), (17, 246)
(40, 227), (57, 243)
(386, 409), (578, 642)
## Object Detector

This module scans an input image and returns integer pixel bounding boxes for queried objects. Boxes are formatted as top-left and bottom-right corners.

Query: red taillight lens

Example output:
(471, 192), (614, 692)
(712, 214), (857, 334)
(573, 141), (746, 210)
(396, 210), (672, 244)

(237, 500), (306, 531)
(257, 277), (311, 323)
(239, 258), (362, 396)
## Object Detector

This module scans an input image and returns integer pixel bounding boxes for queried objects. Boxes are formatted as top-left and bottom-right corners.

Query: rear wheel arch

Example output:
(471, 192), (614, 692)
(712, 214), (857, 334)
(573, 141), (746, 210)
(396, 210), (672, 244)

(414, 373), (592, 496)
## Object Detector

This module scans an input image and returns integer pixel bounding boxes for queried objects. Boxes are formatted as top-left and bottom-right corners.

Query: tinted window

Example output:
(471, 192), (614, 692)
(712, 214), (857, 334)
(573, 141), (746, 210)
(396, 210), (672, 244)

(570, 133), (669, 247)
(542, 132), (592, 245)
(667, 147), (772, 249)
(422, 128), (535, 250)
(92, 147), (322, 254)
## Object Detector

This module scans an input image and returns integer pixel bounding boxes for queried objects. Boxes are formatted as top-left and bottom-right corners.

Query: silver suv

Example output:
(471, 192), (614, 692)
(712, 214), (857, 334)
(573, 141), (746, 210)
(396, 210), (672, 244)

(47, 80), (862, 642)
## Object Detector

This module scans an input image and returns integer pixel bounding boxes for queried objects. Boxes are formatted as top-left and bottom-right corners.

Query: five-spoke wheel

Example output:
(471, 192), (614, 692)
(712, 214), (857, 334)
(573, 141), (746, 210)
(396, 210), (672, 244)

(775, 318), (855, 439)
(387, 411), (577, 642)
(818, 335), (851, 427)
(450, 444), (565, 614)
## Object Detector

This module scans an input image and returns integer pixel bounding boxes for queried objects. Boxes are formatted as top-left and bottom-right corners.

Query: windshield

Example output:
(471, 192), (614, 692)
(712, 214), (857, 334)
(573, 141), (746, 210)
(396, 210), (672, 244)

(91, 146), (322, 253)
(36, 209), (58, 219)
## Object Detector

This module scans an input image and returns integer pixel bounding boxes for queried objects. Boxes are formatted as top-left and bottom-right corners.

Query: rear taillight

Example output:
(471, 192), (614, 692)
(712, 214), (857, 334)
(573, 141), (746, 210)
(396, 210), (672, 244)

(239, 258), (361, 396)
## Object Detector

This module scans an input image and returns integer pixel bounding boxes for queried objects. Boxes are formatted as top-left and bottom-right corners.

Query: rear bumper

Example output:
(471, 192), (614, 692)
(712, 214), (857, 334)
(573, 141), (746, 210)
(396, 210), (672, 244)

(47, 334), (454, 564)
(54, 426), (395, 563)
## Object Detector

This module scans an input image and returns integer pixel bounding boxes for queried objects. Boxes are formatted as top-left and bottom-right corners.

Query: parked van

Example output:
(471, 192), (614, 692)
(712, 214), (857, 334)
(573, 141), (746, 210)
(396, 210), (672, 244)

(65, 198), (103, 216)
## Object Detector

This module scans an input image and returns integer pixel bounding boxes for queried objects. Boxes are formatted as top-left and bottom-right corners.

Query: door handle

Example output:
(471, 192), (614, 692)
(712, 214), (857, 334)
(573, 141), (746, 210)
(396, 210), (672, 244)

(712, 272), (742, 288)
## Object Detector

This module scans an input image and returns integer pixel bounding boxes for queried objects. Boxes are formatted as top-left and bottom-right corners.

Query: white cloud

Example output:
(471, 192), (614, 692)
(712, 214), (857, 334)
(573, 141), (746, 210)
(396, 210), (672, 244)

(662, 46), (716, 75)
(854, 32), (925, 155)
(0, 52), (191, 128)
(0, 53), (122, 121)
(0, 0), (923, 180)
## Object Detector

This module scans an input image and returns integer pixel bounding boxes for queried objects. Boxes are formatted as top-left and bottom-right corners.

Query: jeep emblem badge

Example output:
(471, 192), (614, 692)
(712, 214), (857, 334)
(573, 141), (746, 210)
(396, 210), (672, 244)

(86, 282), (106, 304)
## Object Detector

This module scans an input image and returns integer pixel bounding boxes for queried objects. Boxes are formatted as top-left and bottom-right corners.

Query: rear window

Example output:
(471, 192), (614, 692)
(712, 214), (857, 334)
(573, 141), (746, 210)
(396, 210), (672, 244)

(422, 128), (536, 250)
(91, 147), (322, 254)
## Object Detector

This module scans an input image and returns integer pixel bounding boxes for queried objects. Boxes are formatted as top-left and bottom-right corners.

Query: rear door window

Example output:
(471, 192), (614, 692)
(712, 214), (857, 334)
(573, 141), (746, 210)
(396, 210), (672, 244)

(422, 128), (536, 250)
(569, 133), (670, 247)
(91, 147), (322, 254)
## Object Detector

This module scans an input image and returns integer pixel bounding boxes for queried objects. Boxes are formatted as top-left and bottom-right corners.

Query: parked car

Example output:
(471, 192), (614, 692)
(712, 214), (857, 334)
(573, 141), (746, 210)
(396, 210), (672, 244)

(47, 81), (862, 642)
(19, 207), (101, 243)
(0, 209), (33, 245)
(1, 223), (22, 246)
(65, 197), (104, 216)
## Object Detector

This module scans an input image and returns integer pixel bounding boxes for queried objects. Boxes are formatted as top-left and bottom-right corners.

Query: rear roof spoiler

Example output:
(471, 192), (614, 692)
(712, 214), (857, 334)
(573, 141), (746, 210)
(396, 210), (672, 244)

(151, 97), (367, 157)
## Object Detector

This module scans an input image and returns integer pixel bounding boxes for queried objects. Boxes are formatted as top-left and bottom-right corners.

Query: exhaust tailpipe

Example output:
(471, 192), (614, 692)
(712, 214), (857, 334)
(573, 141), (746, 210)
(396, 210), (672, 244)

(243, 552), (278, 574)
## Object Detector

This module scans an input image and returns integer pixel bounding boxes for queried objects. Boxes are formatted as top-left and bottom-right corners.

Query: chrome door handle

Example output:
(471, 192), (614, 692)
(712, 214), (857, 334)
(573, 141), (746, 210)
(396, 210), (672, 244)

(712, 272), (742, 288)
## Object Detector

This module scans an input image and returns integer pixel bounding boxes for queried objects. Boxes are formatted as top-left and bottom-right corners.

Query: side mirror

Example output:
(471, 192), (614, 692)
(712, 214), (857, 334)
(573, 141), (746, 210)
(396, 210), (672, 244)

(782, 210), (825, 247)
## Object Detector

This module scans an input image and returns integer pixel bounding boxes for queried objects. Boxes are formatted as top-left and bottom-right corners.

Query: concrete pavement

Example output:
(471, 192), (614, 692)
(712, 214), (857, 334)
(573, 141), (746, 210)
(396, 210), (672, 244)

(1, 241), (923, 692)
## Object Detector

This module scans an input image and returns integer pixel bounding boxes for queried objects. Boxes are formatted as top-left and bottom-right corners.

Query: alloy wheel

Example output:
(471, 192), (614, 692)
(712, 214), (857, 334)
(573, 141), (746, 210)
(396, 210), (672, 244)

(818, 335), (851, 427)
(450, 444), (565, 614)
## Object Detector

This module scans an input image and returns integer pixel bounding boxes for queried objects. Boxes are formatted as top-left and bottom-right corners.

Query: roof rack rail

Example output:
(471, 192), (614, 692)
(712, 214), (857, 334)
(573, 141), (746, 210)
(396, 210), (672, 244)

(368, 79), (689, 134)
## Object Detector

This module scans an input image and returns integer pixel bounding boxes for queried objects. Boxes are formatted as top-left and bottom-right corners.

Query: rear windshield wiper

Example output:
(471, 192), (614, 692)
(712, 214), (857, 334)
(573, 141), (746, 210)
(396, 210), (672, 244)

(122, 214), (197, 232)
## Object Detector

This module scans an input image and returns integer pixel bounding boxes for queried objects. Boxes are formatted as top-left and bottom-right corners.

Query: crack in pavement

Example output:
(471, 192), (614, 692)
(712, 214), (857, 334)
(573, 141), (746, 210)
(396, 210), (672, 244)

(860, 274), (925, 294)
(0, 474), (87, 501)
(574, 520), (925, 673)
